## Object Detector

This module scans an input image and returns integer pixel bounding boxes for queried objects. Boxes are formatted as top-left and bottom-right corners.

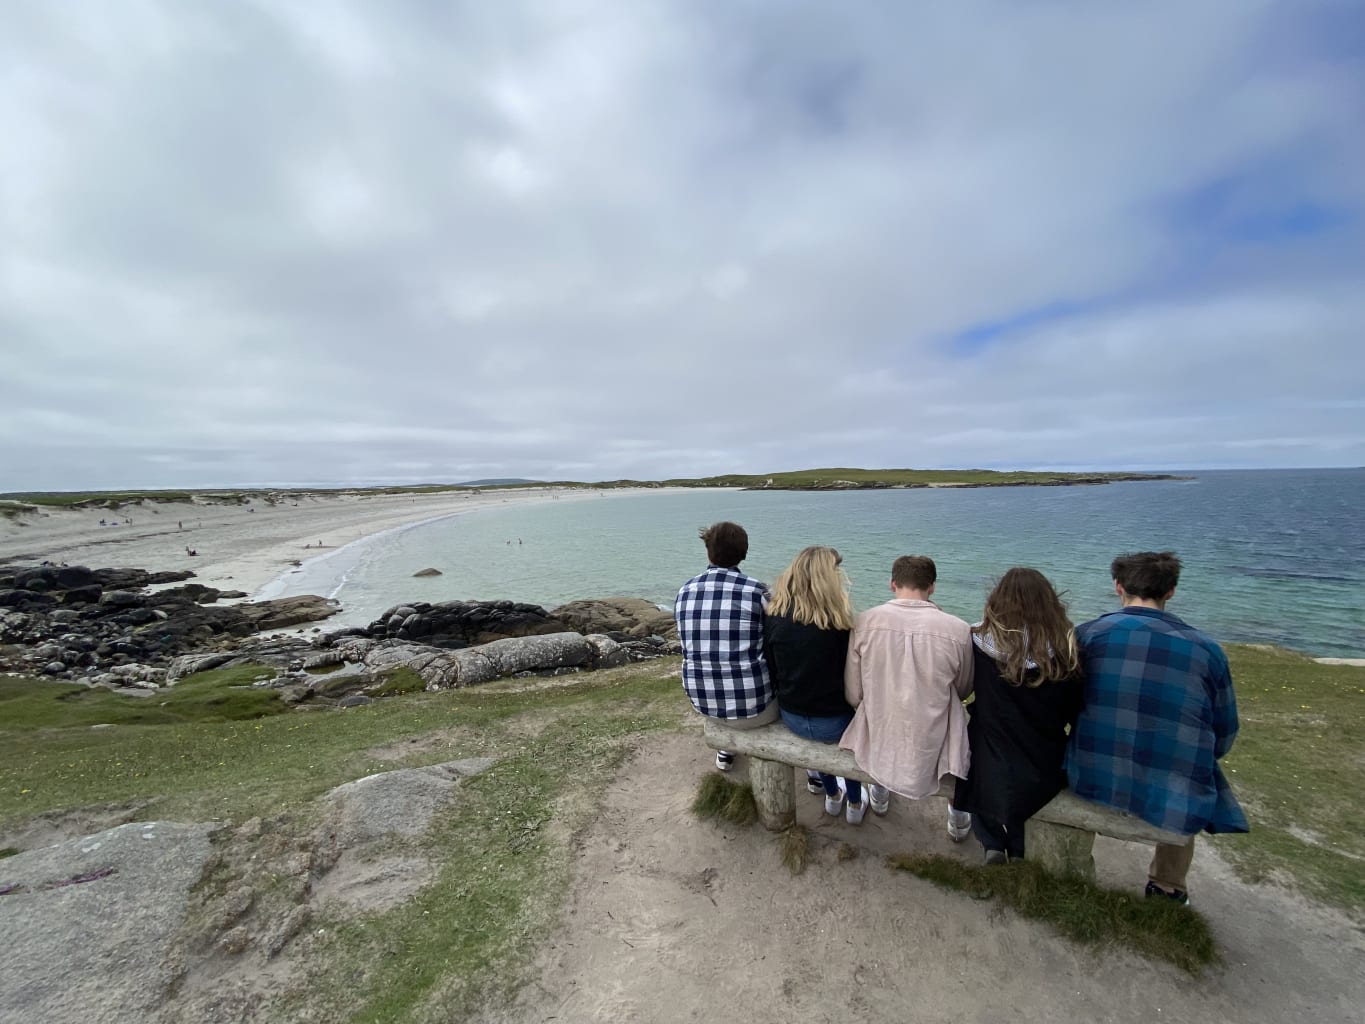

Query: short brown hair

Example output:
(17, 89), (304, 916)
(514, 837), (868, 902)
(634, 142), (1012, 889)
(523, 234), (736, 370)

(1111, 551), (1181, 600)
(891, 555), (936, 591)
(700, 521), (748, 567)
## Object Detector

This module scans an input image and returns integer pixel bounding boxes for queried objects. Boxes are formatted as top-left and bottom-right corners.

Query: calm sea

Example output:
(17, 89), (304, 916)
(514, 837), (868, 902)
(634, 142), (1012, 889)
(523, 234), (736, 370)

(267, 470), (1365, 658)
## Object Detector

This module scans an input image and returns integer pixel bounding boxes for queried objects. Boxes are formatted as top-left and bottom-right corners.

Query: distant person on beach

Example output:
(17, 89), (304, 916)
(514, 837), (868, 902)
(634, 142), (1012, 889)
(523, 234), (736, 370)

(841, 555), (973, 838)
(765, 546), (868, 824)
(1068, 551), (1247, 905)
(675, 521), (775, 771)
(952, 568), (1085, 863)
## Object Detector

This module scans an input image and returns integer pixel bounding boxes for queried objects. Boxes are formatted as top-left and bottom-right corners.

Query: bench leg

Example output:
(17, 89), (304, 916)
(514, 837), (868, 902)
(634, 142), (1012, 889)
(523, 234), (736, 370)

(1025, 819), (1096, 881)
(749, 757), (795, 831)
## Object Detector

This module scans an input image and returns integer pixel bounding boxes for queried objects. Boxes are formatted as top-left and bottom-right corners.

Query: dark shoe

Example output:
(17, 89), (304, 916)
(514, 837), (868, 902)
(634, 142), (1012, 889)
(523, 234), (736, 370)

(806, 772), (824, 795)
(715, 751), (735, 772)
(984, 849), (1008, 866)
(1144, 881), (1191, 906)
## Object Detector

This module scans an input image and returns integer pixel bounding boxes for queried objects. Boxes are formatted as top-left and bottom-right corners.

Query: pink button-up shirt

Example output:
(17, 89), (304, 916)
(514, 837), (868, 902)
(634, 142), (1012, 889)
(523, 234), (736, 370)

(840, 598), (974, 798)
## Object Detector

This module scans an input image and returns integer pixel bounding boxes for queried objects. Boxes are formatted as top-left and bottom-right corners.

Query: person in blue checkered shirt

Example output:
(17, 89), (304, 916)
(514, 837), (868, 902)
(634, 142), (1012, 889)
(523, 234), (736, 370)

(1068, 551), (1248, 907)
(675, 521), (777, 771)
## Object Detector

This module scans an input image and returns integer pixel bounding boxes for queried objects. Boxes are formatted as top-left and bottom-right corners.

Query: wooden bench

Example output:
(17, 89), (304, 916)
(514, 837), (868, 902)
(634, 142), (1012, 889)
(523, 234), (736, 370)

(701, 718), (1189, 879)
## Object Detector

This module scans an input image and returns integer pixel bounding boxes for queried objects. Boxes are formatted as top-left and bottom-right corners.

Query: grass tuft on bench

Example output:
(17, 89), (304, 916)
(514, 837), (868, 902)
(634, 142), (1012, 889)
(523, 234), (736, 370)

(888, 854), (1220, 974)
(779, 824), (811, 875)
(692, 774), (758, 827)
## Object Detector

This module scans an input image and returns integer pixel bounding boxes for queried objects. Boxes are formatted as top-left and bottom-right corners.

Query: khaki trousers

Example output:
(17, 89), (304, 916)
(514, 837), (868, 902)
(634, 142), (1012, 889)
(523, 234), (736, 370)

(1149, 835), (1197, 891)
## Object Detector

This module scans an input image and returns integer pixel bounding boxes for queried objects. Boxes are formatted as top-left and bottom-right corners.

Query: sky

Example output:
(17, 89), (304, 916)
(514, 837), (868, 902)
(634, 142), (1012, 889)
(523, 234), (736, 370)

(2, 0), (1363, 490)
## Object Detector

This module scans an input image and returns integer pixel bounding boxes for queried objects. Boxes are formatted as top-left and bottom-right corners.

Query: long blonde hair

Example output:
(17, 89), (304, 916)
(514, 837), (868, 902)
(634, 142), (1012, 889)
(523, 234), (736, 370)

(767, 546), (855, 631)
(973, 567), (1081, 686)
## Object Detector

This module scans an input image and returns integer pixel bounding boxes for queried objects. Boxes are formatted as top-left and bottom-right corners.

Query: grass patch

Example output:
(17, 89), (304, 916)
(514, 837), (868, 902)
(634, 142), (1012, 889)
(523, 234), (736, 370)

(778, 824), (811, 875)
(0, 665), (286, 732)
(1208, 646), (1365, 913)
(890, 854), (1219, 974)
(0, 847), (18, 859)
(0, 658), (683, 1021)
(366, 666), (427, 698)
(690, 773), (758, 827)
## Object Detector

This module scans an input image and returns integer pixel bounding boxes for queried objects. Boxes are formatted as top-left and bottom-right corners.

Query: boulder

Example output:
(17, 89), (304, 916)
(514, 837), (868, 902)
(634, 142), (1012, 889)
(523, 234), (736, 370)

(585, 634), (629, 669)
(54, 565), (97, 589)
(149, 584), (222, 606)
(0, 590), (56, 612)
(412, 568), (442, 577)
(99, 591), (143, 608)
(238, 595), (339, 631)
(60, 585), (103, 606)
(166, 652), (237, 682)
(364, 599), (570, 649)
(479, 632), (591, 676)
(550, 597), (676, 639)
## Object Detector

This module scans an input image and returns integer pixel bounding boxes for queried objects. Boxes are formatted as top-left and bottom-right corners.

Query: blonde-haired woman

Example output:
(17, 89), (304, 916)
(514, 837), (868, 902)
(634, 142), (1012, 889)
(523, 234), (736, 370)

(764, 546), (873, 824)
(952, 567), (1085, 862)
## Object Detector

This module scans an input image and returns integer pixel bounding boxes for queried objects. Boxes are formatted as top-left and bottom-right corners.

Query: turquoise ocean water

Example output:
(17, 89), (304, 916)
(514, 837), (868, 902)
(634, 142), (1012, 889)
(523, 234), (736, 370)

(267, 469), (1364, 658)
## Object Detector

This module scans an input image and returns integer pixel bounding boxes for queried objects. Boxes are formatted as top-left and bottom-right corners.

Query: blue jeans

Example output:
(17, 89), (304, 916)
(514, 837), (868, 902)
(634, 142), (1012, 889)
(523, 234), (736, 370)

(779, 709), (861, 805)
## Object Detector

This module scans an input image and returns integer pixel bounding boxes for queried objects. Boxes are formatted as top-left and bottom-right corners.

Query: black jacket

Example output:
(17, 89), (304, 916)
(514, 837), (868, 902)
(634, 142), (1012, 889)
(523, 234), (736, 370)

(763, 614), (852, 718)
(953, 642), (1084, 824)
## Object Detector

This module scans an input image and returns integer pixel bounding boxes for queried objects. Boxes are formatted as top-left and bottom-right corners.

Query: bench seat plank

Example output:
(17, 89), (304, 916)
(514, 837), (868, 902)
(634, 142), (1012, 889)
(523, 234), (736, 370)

(701, 719), (1188, 847)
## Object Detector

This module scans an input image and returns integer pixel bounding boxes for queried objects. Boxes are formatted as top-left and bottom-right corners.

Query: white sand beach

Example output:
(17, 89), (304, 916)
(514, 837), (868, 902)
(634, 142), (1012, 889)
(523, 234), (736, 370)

(0, 488), (653, 598)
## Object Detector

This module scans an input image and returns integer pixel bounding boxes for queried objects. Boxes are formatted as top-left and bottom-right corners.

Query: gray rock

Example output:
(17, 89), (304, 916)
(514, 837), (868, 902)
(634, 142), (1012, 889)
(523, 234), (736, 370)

(48, 610), (80, 625)
(0, 821), (217, 1024)
(585, 633), (629, 669)
(99, 590), (143, 607)
(43, 661), (66, 675)
(165, 652), (236, 683)
(480, 632), (591, 676)
(550, 597), (677, 639)
(338, 694), (373, 708)
(321, 759), (496, 845)
(412, 567), (442, 577)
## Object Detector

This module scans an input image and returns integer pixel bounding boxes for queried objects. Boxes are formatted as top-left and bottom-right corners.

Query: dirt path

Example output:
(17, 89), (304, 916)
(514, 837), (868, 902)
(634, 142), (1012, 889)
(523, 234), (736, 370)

(476, 733), (1364, 1024)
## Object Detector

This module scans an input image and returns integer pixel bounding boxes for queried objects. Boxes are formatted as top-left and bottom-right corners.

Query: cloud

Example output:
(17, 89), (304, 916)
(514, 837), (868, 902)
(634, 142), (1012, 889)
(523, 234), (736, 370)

(1, 0), (1362, 489)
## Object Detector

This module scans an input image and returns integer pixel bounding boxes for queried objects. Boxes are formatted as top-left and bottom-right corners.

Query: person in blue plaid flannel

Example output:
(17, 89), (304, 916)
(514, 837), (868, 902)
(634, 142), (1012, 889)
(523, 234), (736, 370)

(675, 521), (778, 771)
(1068, 551), (1247, 906)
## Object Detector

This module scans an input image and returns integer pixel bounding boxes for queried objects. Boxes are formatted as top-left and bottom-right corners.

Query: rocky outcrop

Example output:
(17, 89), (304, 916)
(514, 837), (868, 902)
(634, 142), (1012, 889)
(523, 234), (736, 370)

(333, 631), (622, 690)
(0, 565), (339, 685)
(550, 597), (676, 639)
(359, 599), (571, 648)
(238, 595), (339, 631)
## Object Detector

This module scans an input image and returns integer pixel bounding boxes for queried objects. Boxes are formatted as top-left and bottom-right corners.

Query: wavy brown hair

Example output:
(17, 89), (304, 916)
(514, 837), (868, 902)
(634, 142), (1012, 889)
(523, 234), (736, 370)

(973, 567), (1081, 686)
(767, 546), (855, 631)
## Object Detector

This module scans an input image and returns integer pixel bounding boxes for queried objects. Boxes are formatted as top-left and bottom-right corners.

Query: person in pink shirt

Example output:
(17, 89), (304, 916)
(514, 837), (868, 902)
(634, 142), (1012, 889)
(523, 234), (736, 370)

(840, 555), (975, 840)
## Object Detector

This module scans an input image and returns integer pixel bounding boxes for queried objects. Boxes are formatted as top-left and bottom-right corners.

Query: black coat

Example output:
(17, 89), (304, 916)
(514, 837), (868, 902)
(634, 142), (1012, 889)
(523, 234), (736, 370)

(953, 642), (1084, 824)
(762, 614), (852, 718)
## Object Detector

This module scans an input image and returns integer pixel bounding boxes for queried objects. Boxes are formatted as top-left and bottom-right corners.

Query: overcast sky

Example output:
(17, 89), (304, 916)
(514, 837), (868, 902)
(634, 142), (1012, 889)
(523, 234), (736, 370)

(2, 1), (1363, 490)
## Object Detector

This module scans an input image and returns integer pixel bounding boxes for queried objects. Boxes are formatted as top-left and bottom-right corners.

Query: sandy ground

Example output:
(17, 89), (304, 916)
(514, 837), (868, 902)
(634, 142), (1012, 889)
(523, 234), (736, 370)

(477, 731), (1365, 1024)
(0, 488), (669, 599)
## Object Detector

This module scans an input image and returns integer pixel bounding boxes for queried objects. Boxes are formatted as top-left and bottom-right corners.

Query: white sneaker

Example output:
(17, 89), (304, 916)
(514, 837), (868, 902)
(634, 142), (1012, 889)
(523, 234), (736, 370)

(846, 798), (867, 825)
(715, 751), (734, 772)
(868, 785), (890, 816)
(806, 771), (824, 795)
(947, 807), (971, 842)
(824, 791), (844, 816)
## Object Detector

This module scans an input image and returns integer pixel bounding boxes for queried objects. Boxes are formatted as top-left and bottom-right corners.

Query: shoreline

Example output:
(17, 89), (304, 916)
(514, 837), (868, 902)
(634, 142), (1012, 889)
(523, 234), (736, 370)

(0, 488), (684, 599)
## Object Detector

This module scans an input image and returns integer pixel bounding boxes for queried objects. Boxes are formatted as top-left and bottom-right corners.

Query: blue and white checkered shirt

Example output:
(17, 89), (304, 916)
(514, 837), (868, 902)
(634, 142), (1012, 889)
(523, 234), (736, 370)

(1067, 607), (1247, 835)
(675, 566), (773, 719)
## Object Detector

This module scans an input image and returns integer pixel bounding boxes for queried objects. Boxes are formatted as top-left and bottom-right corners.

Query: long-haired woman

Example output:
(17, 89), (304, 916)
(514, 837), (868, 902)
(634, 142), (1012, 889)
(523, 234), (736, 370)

(764, 546), (871, 824)
(952, 567), (1085, 862)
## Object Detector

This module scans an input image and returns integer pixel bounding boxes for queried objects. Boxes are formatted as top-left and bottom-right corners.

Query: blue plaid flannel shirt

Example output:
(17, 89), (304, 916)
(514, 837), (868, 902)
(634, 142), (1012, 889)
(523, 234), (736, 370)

(1067, 607), (1247, 835)
(675, 566), (773, 719)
